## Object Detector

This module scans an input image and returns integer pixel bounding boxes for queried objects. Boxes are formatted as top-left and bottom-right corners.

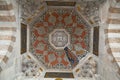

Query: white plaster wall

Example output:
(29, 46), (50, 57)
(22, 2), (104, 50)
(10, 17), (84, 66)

(98, 17), (120, 80)
(99, 29), (120, 80)
(0, 63), (16, 80)
(98, 1), (120, 80)
(0, 0), (22, 80)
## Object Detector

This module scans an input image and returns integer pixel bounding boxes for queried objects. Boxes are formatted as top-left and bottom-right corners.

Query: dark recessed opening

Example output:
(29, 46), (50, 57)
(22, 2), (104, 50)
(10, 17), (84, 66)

(44, 72), (74, 78)
(46, 1), (76, 6)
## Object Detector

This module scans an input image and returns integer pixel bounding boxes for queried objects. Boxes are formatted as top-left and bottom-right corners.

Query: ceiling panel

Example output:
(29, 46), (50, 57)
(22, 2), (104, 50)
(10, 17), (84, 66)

(46, 1), (76, 6)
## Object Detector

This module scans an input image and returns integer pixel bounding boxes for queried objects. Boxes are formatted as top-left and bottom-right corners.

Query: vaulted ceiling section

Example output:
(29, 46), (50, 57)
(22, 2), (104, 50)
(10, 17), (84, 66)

(17, 0), (106, 27)
(17, 0), (106, 78)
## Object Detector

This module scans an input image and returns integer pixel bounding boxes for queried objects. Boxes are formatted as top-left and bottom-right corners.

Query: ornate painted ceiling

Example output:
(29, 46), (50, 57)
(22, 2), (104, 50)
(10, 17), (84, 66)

(17, 0), (106, 78)
(17, 0), (106, 26)
(16, 0), (107, 70)
(30, 8), (90, 70)
(21, 53), (97, 78)
(16, 0), (43, 21)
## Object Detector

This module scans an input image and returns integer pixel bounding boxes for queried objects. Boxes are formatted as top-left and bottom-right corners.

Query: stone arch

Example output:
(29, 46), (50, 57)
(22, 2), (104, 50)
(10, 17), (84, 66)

(0, 0), (16, 72)
(104, 0), (120, 73)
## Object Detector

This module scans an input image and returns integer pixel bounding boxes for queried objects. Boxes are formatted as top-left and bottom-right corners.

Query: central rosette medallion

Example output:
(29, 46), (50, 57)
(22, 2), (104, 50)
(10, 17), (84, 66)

(49, 29), (70, 49)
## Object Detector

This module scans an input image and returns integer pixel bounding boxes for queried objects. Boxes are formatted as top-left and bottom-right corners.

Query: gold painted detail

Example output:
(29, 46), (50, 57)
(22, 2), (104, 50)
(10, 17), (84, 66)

(39, 5), (44, 11)
(88, 57), (92, 60)
(27, 18), (32, 22)
(55, 78), (63, 80)
(39, 67), (43, 72)
(76, 50), (85, 55)
(89, 20), (94, 24)
(77, 5), (81, 11)
(27, 55), (31, 59)
(75, 68), (80, 73)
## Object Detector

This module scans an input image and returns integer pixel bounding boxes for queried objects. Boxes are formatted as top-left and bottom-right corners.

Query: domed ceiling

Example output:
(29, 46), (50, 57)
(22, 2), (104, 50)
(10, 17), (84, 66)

(14, 0), (108, 79)
(17, 0), (106, 73)
(30, 8), (90, 70)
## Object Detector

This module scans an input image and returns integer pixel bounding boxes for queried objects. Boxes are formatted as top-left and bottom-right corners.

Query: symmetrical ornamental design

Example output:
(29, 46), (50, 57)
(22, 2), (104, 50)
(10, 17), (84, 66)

(30, 8), (90, 70)
(49, 29), (70, 49)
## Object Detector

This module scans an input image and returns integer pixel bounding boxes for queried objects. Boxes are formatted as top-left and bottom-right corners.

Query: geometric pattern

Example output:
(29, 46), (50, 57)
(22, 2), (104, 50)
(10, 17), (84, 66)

(49, 29), (70, 49)
(22, 54), (43, 77)
(30, 8), (91, 70)
(44, 51), (69, 68)
(76, 56), (97, 78)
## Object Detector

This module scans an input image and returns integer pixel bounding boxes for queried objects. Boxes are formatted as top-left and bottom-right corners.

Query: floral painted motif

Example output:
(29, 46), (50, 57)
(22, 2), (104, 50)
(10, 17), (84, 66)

(30, 8), (90, 70)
